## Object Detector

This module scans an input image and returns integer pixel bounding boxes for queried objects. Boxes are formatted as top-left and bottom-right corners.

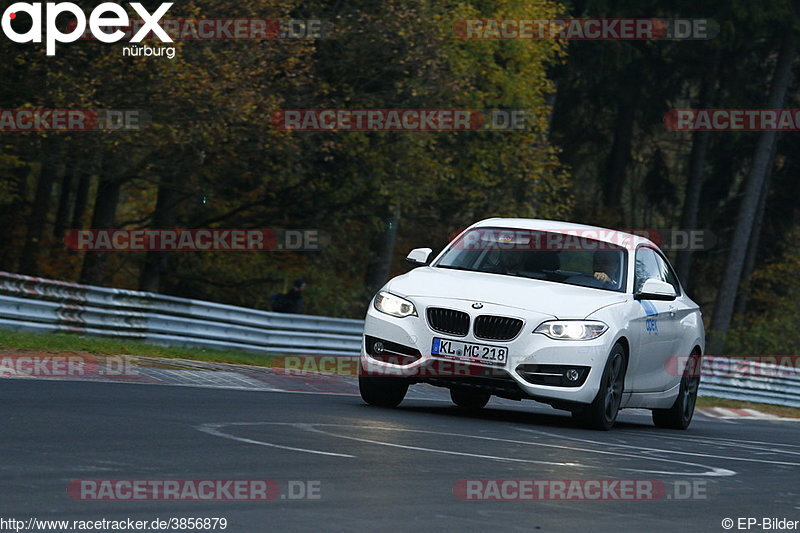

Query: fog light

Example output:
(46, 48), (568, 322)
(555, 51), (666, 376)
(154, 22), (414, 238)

(565, 369), (580, 382)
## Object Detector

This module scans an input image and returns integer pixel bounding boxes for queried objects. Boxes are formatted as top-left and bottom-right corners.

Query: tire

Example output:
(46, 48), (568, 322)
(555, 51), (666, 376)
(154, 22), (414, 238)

(572, 342), (627, 430)
(652, 352), (701, 430)
(358, 374), (408, 408)
(450, 388), (491, 410)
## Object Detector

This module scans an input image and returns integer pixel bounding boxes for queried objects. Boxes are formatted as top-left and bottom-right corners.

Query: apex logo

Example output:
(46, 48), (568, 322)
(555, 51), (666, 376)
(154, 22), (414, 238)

(1, 2), (173, 55)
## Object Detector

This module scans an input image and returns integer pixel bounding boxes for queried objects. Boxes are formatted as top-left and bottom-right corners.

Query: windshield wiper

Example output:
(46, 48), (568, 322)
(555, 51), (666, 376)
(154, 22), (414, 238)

(434, 265), (476, 272)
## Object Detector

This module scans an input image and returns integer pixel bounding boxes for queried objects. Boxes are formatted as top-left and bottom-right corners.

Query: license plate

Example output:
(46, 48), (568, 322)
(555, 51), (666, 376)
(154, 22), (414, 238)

(431, 338), (507, 365)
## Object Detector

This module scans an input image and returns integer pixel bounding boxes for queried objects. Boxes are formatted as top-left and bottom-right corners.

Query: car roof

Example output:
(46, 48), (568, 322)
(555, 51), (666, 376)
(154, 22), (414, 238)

(468, 217), (659, 251)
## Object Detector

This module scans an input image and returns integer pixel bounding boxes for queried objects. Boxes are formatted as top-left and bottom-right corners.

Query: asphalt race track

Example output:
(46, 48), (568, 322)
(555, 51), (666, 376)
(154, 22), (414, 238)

(2, 365), (800, 533)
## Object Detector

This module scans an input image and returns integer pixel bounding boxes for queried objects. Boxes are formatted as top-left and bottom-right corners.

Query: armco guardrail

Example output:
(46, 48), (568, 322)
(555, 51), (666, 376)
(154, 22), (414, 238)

(0, 271), (363, 356)
(699, 356), (800, 408)
(0, 271), (798, 408)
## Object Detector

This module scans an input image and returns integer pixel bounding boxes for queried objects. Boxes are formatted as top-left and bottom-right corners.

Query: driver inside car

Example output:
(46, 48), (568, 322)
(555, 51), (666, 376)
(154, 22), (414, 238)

(592, 250), (621, 288)
(481, 250), (524, 275)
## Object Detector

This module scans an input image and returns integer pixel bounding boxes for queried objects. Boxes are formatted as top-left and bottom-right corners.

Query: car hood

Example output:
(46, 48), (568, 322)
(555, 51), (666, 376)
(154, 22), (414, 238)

(387, 267), (628, 319)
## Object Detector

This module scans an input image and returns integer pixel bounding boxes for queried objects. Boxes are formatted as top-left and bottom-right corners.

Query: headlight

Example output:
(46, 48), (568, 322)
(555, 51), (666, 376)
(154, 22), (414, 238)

(374, 291), (417, 318)
(534, 320), (608, 340)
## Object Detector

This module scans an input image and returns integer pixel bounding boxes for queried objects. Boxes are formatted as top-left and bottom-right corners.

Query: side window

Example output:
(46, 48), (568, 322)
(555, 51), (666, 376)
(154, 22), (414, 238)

(634, 248), (661, 293)
(653, 252), (681, 295)
(634, 247), (681, 294)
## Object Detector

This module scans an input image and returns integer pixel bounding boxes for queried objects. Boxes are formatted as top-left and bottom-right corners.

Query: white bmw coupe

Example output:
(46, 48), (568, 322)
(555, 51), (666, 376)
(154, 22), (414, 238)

(359, 218), (705, 430)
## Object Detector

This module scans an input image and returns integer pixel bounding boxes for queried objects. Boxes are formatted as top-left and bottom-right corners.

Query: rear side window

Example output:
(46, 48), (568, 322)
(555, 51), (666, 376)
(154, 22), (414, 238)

(634, 247), (681, 294)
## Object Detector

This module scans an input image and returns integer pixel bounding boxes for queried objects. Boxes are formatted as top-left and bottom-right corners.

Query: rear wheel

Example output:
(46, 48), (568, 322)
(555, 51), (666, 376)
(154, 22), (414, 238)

(572, 342), (627, 430)
(358, 369), (408, 408)
(450, 388), (491, 410)
(652, 352), (701, 430)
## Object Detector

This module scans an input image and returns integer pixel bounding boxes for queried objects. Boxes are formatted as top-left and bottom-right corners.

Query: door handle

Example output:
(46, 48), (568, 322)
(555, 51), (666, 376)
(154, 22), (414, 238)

(668, 305), (676, 317)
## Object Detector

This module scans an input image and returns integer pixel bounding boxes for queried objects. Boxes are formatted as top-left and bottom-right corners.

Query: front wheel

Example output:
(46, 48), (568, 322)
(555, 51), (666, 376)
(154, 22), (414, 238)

(450, 388), (490, 410)
(572, 342), (627, 430)
(652, 353), (701, 430)
(358, 374), (408, 408)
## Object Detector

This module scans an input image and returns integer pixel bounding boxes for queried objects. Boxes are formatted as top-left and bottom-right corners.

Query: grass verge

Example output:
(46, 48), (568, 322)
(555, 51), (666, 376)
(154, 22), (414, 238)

(0, 329), (272, 367)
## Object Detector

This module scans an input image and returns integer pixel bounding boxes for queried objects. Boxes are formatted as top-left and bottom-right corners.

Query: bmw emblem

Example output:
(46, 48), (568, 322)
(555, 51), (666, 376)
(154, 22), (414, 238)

(472, 302), (483, 309)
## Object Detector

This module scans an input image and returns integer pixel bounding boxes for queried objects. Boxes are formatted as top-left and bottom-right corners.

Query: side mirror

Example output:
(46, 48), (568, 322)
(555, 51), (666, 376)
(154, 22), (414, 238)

(635, 278), (677, 301)
(406, 247), (432, 266)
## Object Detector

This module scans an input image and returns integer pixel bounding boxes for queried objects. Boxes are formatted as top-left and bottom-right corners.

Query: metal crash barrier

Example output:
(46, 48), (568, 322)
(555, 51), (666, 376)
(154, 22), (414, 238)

(0, 271), (363, 357)
(0, 271), (798, 407)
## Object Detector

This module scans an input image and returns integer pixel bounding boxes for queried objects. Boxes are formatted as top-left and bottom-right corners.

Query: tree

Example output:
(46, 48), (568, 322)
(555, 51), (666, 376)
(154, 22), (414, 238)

(707, 30), (797, 354)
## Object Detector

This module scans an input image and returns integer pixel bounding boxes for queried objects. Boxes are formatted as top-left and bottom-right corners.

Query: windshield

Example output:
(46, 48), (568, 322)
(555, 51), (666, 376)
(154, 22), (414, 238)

(434, 227), (627, 292)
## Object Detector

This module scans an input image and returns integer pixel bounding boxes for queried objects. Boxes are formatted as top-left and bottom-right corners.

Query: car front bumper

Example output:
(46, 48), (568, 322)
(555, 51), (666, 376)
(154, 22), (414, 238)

(361, 296), (617, 406)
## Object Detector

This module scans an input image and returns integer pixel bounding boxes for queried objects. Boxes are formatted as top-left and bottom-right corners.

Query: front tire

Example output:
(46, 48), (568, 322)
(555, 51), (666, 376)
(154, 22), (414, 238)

(450, 388), (490, 410)
(652, 352), (701, 430)
(572, 342), (627, 430)
(358, 373), (408, 408)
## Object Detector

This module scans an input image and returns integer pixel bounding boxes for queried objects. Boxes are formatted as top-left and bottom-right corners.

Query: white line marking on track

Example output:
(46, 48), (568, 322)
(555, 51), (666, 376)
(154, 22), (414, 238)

(515, 427), (800, 468)
(197, 422), (736, 477)
(619, 431), (800, 452)
(196, 422), (356, 458)
(296, 423), (583, 468)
